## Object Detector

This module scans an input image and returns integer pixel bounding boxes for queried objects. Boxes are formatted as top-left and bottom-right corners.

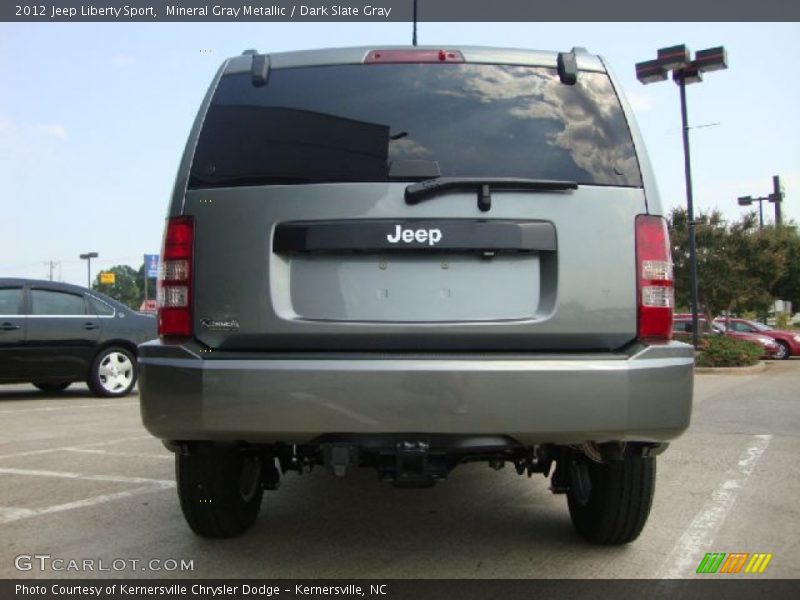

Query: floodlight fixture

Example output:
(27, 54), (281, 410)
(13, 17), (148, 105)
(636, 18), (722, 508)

(673, 65), (703, 85)
(694, 47), (728, 72)
(635, 59), (668, 84)
(657, 44), (691, 71)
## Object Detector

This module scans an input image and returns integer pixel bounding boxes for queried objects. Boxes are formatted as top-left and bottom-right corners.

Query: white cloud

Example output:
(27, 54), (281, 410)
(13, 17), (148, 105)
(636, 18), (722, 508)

(37, 124), (68, 140)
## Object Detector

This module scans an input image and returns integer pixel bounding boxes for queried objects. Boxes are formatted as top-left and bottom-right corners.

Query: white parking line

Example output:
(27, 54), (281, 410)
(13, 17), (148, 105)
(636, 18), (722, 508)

(0, 484), (174, 525)
(656, 434), (772, 579)
(0, 401), (137, 415)
(0, 467), (174, 486)
(64, 447), (172, 460)
(0, 435), (153, 460)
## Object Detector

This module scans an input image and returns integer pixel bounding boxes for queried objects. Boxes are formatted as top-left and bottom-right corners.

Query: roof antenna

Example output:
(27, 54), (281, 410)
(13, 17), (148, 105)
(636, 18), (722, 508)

(412, 0), (418, 46)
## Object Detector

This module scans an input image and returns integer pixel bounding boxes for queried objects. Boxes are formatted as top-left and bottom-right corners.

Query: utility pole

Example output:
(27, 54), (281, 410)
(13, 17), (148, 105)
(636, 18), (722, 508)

(45, 260), (60, 281)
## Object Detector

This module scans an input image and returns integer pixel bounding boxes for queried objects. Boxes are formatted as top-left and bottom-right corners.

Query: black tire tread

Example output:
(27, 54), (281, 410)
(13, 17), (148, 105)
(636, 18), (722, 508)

(176, 445), (263, 538)
(567, 454), (656, 545)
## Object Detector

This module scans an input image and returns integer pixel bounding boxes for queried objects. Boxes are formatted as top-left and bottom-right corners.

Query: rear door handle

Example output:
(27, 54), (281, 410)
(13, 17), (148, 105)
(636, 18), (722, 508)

(0, 322), (21, 331)
(83, 322), (99, 330)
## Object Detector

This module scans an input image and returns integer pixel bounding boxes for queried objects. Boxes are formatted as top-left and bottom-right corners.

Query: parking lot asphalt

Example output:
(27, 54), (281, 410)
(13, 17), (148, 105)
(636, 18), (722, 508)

(1, 360), (799, 579)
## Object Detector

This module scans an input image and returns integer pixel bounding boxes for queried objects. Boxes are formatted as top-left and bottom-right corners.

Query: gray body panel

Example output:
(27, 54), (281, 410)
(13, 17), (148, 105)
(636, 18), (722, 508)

(188, 184), (643, 351)
(139, 340), (693, 445)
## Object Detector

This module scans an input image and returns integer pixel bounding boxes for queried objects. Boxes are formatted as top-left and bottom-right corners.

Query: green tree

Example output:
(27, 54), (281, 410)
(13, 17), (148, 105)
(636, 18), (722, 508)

(731, 218), (786, 316)
(668, 208), (787, 319)
(92, 264), (142, 309)
(769, 222), (800, 313)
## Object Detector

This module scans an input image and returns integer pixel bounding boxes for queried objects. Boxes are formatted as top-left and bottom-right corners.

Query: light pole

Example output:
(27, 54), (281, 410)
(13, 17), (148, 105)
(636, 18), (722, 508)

(412, 0), (418, 46)
(737, 195), (769, 229)
(737, 176), (784, 228)
(79, 252), (99, 288)
(636, 45), (728, 348)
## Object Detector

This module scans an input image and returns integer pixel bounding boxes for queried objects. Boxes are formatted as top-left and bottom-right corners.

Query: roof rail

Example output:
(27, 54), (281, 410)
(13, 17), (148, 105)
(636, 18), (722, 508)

(557, 49), (578, 85)
(251, 54), (270, 87)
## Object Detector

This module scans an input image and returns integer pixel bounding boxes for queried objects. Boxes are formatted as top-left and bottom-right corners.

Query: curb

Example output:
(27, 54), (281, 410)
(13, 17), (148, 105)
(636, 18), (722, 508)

(694, 362), (767, 375)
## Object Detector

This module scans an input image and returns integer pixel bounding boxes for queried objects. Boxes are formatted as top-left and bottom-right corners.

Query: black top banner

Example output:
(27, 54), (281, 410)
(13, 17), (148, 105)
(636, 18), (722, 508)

(3, 0), (800, 22)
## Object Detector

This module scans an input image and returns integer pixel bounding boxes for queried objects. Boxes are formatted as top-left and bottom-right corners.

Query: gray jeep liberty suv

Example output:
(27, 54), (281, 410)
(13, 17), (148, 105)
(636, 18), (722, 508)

(140, 45), (693, 544)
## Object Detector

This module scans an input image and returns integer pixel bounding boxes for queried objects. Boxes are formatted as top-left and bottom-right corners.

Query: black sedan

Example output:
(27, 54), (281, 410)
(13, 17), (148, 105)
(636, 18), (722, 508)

(0, 278), (157, 397)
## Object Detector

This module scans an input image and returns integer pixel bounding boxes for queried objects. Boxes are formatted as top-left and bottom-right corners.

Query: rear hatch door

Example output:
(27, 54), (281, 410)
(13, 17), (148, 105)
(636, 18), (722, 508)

(186, 53), (647, 352)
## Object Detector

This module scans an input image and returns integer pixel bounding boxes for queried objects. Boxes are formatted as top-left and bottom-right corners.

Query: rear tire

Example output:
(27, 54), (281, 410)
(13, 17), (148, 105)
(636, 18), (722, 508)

(567, 452), (656, 545)
(176, 444), (264, 538)
(33, 382), (71, 393)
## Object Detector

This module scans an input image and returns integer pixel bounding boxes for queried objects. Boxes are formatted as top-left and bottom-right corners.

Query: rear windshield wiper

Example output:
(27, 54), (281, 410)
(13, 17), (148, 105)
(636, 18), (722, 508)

(405, 177), (578, 212)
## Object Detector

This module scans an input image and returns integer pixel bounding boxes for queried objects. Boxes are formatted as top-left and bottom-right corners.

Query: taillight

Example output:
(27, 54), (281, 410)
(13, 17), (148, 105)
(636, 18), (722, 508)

(635, 215), (674, 343)
(157, 216), (194, 338)
(364, 49), (465, 64)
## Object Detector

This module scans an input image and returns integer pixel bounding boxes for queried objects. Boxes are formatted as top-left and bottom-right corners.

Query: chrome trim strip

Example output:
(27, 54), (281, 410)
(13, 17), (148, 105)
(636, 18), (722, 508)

(141, 356), (693, 372)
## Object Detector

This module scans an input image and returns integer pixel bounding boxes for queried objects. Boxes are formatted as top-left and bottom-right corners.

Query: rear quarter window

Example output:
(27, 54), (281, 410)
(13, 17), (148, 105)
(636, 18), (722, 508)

(88, 296), (115, 316)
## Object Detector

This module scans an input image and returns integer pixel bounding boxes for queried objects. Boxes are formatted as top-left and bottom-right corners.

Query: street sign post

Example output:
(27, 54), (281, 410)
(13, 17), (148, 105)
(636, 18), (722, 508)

(144, 254), (159, 302)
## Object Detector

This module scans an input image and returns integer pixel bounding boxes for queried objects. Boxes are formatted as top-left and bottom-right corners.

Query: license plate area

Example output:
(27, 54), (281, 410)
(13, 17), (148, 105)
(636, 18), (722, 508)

(285, 253), (541, 323)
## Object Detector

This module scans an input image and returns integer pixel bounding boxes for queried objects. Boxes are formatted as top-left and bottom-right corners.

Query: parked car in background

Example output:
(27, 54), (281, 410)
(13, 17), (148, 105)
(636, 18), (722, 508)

(713, 317), (800, 360)
(673, 313), (780, 359)
(0, 278), (157, 396)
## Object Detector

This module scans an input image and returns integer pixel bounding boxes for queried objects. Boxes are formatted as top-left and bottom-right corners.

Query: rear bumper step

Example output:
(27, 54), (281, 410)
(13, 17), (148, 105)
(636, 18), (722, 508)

(139, 342), (693, 445)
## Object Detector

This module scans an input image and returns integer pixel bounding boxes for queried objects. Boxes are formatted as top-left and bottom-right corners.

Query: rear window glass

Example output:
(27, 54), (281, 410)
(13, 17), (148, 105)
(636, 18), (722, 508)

(189, 63), (642, 189)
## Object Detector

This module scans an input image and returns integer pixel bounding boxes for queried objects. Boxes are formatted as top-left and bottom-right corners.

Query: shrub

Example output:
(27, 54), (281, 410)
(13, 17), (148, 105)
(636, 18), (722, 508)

(695, 335), (763, 368)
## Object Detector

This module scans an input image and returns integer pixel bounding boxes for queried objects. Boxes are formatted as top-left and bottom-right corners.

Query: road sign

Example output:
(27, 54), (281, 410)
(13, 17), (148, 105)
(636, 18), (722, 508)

(145, 254), (159, 278)
(100, 272), (116, 285)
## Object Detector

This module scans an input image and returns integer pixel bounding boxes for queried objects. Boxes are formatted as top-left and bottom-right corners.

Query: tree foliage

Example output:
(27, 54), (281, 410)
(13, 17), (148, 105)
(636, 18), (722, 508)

(668, 207), (798, 318)
(92, 264), (150, 309)
(771, 224), (800, 312)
